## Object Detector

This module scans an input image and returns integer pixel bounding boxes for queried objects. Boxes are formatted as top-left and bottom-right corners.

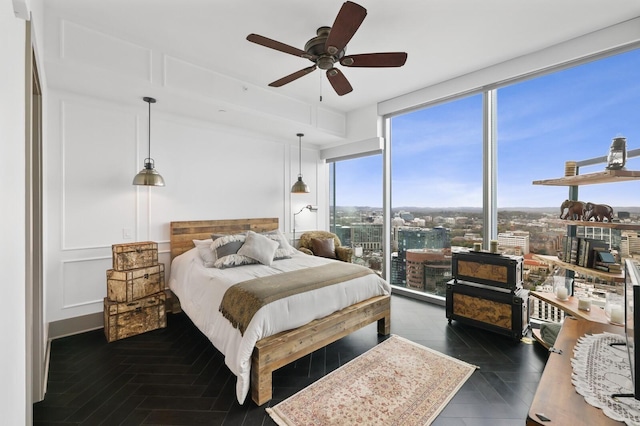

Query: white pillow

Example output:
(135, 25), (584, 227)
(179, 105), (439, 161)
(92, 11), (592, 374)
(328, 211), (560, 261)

(263, 229), (297, 259)
(192, 239), (215, 267)
(238, 230), (280, 266)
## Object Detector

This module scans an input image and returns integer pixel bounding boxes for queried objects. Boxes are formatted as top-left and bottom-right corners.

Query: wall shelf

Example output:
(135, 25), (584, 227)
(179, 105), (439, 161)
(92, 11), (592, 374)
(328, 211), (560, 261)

(545, 219), (640, 231)
(532, 169), (640, 186)
(533, 254), (624, 282)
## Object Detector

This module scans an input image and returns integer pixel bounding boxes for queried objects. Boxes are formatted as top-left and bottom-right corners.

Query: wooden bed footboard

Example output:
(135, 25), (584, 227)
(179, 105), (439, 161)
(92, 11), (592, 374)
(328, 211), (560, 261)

(250, 294), (391, 405)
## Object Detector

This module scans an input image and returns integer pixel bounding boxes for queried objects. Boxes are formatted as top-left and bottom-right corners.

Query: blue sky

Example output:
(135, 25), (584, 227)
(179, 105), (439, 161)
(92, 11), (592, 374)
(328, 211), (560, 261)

(335, 48), (640, 209)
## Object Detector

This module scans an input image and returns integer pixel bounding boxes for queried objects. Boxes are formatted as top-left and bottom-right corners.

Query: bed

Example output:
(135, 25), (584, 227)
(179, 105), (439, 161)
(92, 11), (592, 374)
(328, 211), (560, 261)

(168, 218), (391, 405)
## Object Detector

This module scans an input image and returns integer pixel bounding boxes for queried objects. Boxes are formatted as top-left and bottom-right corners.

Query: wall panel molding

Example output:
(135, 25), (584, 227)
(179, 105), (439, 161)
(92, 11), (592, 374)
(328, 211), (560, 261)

(60, 20), (152, 82)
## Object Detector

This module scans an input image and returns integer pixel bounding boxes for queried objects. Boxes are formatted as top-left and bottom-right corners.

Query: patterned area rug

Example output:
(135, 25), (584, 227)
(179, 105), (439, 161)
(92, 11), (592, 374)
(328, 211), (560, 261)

(267, 335), (477, 425)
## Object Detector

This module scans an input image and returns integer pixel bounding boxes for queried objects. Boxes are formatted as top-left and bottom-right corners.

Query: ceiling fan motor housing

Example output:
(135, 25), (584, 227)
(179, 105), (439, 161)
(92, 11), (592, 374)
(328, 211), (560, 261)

(305, 26), (345, 69)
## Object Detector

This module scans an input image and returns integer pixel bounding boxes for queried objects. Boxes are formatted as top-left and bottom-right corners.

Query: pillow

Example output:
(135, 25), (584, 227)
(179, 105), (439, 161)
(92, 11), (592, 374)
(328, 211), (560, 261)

(211, 233), (246, 260)
(193, 239), (216, 267)
(213, 253), (257, 269)
(262, 229), (297, 259)
(238, 230), (280, 266)
(311, 237), (336, 259)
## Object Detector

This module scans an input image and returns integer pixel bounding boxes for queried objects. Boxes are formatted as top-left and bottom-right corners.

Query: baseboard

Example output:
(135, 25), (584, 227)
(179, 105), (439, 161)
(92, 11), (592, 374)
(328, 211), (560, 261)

(48, 311), (104, 340)
(391, 286), (446, 306)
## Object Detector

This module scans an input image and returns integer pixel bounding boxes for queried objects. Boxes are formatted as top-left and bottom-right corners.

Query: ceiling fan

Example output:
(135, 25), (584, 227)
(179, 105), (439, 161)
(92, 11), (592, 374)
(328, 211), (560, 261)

(246, 1), (408, 96)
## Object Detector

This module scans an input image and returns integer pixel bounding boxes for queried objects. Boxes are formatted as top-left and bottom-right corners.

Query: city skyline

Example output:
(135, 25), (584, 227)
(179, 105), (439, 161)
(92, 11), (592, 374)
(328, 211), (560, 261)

(334, 48), (640, 209)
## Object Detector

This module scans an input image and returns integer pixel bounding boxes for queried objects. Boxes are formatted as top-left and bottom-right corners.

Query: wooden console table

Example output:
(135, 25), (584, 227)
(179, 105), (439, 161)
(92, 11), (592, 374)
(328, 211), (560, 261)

(527, 318), (624, 425)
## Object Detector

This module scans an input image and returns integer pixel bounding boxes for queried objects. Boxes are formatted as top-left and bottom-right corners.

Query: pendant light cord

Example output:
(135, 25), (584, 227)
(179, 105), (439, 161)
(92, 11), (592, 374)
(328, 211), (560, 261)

(148, 99), (151, 161)
(298, 135), (302, 177)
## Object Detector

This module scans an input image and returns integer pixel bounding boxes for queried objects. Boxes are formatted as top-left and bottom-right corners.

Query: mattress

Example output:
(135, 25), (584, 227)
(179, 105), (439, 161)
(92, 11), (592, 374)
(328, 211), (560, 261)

(168, 248), (391, 403)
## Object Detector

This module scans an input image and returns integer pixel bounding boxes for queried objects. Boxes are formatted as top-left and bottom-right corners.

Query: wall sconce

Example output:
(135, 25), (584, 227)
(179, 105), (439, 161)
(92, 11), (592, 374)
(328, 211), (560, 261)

(292, 204), (318, 245)
(133, 97), (165, 186)
(291, 133), (309, 193)
(606, 136), (627, 170)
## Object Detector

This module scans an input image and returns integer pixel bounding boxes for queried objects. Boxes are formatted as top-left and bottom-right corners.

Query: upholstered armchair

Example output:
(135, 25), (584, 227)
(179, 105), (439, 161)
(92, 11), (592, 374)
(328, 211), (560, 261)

(298, 231), (353, 262)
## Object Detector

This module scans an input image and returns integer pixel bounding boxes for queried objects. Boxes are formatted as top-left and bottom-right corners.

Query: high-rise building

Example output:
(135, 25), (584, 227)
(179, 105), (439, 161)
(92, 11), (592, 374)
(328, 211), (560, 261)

(350, 223), (384, 251)
(498, 231), (530, 254)
(406, 249), (452, 294)
(393, 227), (452, 288)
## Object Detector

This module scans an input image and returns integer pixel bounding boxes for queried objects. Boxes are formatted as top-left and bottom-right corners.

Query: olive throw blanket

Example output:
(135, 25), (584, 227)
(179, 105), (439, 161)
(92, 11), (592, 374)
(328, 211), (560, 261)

(219, 262), (374, 335)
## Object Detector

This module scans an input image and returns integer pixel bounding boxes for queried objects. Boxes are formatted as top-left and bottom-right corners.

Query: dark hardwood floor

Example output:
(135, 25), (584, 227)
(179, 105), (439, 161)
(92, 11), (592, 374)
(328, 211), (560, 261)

(33, 294), (548, 425)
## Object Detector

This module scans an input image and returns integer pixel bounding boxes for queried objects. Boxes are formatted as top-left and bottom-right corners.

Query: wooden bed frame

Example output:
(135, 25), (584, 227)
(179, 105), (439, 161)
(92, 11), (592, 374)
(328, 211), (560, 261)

(169, 218), (391, 405)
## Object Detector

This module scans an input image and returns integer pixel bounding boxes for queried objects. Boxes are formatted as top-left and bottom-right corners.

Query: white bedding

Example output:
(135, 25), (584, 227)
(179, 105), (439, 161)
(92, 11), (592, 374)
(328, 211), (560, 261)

(168, 248), (391, 404)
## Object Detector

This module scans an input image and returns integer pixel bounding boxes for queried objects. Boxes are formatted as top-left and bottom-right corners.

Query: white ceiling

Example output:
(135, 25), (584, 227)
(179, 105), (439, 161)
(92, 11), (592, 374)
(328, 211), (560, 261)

(42, 0), (640, 145)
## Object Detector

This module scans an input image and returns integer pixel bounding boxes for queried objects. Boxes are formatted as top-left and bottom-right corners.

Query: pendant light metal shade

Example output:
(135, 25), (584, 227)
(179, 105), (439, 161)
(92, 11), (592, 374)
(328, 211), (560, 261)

(133, 97), (165, 186)
(291, 133), (309, 193)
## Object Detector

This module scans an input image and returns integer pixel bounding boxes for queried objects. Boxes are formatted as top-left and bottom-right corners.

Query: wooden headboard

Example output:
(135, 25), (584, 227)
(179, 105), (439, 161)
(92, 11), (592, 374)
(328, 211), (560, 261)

(169, 218), (279, 260)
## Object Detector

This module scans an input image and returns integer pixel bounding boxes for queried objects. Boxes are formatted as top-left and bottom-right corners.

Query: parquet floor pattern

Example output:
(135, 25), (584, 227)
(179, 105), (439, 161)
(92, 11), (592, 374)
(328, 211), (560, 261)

(33, 295), (548, 425)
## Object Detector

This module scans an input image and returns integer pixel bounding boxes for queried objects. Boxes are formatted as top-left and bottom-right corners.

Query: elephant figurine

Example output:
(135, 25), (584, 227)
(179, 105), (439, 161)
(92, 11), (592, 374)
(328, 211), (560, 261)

(560, 199), (585, 220)
(584, 202), (614, 222)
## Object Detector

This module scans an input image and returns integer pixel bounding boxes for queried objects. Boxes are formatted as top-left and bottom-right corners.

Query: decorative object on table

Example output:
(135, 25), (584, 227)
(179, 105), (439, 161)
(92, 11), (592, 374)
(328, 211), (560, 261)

(559, 199), (585, 220)
(553, 276), (569, 301)
(572, 333), (640, 424)
(490, 239), (499, 253)
(132, 97), (165, 186)
(583, 201), (614, 222)
(605, 292), (624, 325)
(291, 204), (317, 245)
(577, 296), (592, 311)
(564, 160), (577, 176)
(291, 133), (310, 193)
(104, 241), (167, 342)
(606, 136), (627, 170)
(266, 335), (477, 426)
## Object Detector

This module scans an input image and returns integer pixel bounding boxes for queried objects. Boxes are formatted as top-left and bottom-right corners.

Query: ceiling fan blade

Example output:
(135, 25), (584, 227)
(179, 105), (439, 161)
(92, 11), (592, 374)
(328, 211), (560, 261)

(247, 34), (315, 59)
(269, 65), (317, 87)
(326, 68), (353, 96)
(325, 1), (367, 55)
(341, 52), (408, 67)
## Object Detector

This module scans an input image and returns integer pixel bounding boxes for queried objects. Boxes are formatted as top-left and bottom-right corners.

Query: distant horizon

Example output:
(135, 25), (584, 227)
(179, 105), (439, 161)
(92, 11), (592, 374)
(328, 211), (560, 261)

(334, 205), (640, 214)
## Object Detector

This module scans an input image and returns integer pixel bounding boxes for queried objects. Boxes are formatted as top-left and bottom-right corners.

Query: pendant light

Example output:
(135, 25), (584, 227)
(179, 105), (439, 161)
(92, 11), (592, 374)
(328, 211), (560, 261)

(291, 133), (309, 193)
(133, 96), (165, 186)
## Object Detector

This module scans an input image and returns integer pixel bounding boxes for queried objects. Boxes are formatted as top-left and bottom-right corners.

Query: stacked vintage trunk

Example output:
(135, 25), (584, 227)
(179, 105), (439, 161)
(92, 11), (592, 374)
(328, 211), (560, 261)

(103, 241), (167, 342)
(445, 251), (529, 340)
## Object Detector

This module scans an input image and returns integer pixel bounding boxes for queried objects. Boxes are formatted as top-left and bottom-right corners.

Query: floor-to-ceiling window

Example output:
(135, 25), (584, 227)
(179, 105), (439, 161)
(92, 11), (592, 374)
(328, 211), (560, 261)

(496, 48), (640, 293)
(329, 155), (384, 273)
(389, 95), (483, 296)
(332, 47), (640, 300)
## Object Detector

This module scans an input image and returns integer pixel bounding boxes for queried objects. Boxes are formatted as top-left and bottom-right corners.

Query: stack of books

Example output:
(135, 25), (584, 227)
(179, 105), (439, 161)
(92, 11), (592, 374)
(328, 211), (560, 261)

(560, 236), (616, 271)
(593, 249), (622, 273)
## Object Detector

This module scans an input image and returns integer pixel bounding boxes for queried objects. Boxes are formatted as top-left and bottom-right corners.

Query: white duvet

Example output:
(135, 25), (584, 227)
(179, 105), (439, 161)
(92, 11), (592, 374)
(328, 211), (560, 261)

(168, 248), (391, 404)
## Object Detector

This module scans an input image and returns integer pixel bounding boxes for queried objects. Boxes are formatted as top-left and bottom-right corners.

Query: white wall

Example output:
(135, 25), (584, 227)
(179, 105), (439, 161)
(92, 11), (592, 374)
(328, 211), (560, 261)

(37, 0), (329, 324)
(44, 90), (321, 323)
(0, 1), (27, 424)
